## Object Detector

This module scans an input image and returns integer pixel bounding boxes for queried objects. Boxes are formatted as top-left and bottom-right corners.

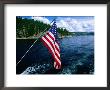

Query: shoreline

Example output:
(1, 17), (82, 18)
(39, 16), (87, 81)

(16, 34), (94, 39)
(16, 37), (38, 39)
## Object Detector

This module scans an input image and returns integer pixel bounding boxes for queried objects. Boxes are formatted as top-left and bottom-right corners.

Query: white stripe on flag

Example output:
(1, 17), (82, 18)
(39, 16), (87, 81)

(46, 34), (60, 57)
(42, 37), (61, 65)
(55, 42), (60, 50)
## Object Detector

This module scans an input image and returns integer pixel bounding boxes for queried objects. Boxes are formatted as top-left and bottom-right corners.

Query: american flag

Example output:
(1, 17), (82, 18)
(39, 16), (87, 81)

(41, 20), (61, 69)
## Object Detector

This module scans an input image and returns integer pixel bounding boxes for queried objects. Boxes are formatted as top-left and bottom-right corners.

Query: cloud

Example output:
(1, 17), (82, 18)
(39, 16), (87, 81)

(32, 16), (50, 24)
(56, 17), (94, 32)
(32, 16), (94, 32)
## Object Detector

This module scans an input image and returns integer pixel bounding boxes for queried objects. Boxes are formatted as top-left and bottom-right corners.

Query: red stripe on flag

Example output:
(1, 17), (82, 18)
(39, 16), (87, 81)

(55, 44), (60, 52)
(43, 35), (60, 60)
(47, 32), (55, 41)
(40, 37), (61, 67)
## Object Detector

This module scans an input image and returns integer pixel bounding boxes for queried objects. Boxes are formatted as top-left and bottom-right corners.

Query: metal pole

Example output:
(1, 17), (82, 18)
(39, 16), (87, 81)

(16, 19), (55, 66)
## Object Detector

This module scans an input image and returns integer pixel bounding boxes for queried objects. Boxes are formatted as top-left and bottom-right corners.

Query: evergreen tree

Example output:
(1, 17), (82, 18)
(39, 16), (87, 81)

(16, 17), (72, 38)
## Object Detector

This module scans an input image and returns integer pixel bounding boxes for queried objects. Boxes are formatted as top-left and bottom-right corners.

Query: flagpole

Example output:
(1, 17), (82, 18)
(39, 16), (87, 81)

(16, 19), (56, 66)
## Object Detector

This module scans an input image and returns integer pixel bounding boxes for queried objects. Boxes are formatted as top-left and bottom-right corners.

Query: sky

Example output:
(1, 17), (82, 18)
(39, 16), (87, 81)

(20, 16), (94, 32)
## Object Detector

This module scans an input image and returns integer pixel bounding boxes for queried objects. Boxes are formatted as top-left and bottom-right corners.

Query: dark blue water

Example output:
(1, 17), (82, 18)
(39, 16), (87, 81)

(16, 35), (94, 74)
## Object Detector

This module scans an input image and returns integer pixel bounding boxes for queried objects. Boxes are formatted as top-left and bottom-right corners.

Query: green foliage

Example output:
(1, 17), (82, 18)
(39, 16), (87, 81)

(16, 17), (71, 38)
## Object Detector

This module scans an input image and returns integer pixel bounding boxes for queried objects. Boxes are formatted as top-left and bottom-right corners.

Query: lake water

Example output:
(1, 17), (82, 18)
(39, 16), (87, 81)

(16, 35), (94, 74)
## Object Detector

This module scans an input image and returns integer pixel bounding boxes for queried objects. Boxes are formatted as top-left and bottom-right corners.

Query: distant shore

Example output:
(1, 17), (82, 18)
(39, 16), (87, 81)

(16, 36), (40, 39)
(16, 36), (72, 39)
(16, 37), (38, 39)
(16, 32), (94, 39)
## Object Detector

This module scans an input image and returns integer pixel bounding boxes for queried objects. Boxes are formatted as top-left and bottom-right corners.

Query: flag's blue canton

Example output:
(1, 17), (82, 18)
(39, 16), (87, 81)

(49, 20), (59, 42)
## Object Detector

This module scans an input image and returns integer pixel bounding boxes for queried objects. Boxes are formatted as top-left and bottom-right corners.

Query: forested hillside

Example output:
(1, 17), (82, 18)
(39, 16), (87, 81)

(16, 17), (72, 38)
